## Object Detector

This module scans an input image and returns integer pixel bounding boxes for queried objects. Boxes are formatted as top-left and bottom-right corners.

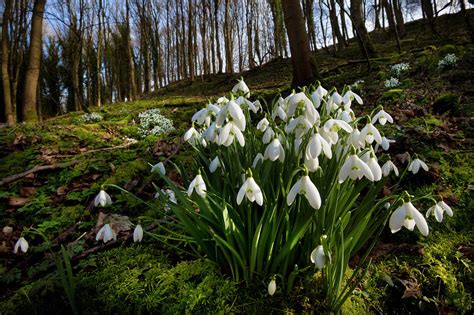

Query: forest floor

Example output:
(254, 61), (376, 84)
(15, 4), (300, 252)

(0, 12), (473, 314)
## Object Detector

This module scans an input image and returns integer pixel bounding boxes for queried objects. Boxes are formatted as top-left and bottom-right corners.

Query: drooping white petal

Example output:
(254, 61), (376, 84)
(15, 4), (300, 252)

(301, 176), (321, 209)
(310, 245), (327, 269)
(151, 162), (166, 175)
(94, 190), (112, 207)
(252, 153), (264, 168)
(438, 201), (453, 217)
(13, 237), (29, 254)
(407, 202), (429, 236)
(236, 180), (248, 205)
(257, 117), (270, 132)
(268, 279), (276, 296)
(382, 160), (399, 177)
(133, 224), (144, 242)
(389, 204), (406, 233)
(188, 174), (207, 197)
(368, 157), (382, 181)
(287, 181), (301, 206)
(209, 156), (221, 173)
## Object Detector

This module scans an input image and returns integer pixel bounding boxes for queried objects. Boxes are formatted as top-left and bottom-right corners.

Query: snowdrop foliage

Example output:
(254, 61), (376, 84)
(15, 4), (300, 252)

(156, 79), (451, 311)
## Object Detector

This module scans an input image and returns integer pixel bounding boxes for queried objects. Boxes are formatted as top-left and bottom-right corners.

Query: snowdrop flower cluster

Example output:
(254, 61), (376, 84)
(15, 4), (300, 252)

(81, 112), (103, 123)
(391, 62), (410, 77)
(162, 79), (452, 304)
(438, 53), (458, 70)
(384, 77), (400, 88)
(137, 108), (174, 137)
(350, 79), (364, 90)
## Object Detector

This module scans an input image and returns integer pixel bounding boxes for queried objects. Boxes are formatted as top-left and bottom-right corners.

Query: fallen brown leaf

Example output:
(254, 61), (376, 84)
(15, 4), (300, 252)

(8, 196), (30, 207)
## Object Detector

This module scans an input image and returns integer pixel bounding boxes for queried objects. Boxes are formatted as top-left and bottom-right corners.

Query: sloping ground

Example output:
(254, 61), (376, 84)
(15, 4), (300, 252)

(0, 11), (473, 314)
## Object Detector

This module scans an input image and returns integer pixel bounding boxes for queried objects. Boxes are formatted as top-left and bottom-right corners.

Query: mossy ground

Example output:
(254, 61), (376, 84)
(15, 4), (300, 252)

(1, 11), (473, 314)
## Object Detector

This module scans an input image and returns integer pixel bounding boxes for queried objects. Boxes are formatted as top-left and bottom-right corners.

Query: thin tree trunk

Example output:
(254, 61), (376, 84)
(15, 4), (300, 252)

(125, 0), (137, 100)
(224, 0), (233, 73)
(1, 0), (15, 125)
(350, 0), (378, 58)
(214, 0), (223, 73)
(392, 0), (405, 36)
(281, 0), (319, 87)
(22, 0), (46, 122)
(328, 0), (345, 51)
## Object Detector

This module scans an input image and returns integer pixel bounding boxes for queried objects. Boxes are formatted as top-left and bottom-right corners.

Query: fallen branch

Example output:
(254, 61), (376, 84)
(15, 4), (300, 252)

(0, 160), (80, 186)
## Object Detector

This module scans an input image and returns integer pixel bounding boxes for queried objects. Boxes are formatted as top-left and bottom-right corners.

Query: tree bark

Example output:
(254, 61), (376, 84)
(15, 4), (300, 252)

(281, 0), (319, 87)
(392, 0), (406, 36)
(125, 0), (137, 100)
(224, 0), (233, 73)
(350, 0), (378, 58)
(328, 0), (345, 51)
(1, 0), (15, 125)
(22, 0), (46, 122)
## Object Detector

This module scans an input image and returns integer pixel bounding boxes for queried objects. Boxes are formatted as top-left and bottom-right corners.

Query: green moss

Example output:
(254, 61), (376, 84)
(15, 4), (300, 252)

(432, 93), (460, 115)
(380, 89), (404, 102)
(438, 45), (457, 57)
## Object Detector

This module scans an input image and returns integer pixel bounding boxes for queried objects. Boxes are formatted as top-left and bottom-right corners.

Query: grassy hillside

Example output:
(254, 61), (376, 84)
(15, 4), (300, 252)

(0, 11), (473, 314)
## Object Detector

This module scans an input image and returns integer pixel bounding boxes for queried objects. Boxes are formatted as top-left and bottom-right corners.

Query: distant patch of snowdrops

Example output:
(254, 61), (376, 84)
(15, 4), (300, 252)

(391, 62), (410, 77)
(438, 53), (458, 70)
(81, 112), (103, 123)
(384, 77), (400, 88)
(137, 108), (175, 137)
(148, 78), (451, 311)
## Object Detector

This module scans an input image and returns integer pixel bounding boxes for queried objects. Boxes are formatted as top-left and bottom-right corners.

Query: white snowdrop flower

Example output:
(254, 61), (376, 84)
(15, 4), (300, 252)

(339, 154), (374, 183)
(268, 278), (277, 296)
(237, 176), (264, 206)
(287, 92), (320, 125)
(202, 122), (218, 143)
(253, 100), (263, 112)
(165, 189), (177, 204)
(367, 154), (382, 181)
(264, 138), (285, 162)
(94, 190), (112, 207)
(310, 245), (327, 269)
(151, 162), (166, 175)
(192, 108), (209, 126)
(382, 160), (399, 177)
(133, 224), (144, 242)
(96, 224), (116, 243)
(257, 117), (270, 132)
(304, 152), (319, 172)
(372, 109), (393, 126)
(216, 96), (229, 104)
(216, 100), (246, 131)
(272, 104), (287, 122)
(408, 158), (429, 174)
(389, 202), (429, 236)
(262, 126), (275, 144)
(183, 126), (200, 145)
(13, 237), (29, 254)
(306, 132), (332, 160)
(426, 204), (444, 222)
(349, 129), (364, 149)
(287, 175), (321, 210)
(232, 78), (250, 96)
(323, 119), (353, 134)
(286, 116), (313, 138)
(252, 153), (265, 168)
(427, 201), (453, 222)
(218, 122), (245, 147)
(360, 122), (382, 144)
(209, 156), (221, 173)
(315, 84), (328, 98)
(311, 91), (323, 109)
(294, 138), (303, 153)
(375, 136), (396, 151)
(187, 174), (207, 197)
(342, 90), (363, 106)
(236, 96), (258, 113)
(337, 110), (354, 123)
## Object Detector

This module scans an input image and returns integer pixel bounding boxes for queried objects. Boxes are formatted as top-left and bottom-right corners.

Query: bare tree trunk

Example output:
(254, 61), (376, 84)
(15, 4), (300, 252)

(459, 0), (474, 43)
(96, 0), (103, 107)
(125, 0), (137, 100)
(1, 0), (15, 125)
(188, 0), (195, 81)
(246, 0), (255, 69)
(381, 0), (401, 51)
(281, 0), (319, 87)
(224, 0), (233, 73)
(374, 0), (381, 30)
(350, 0), (378, 58)
(214, 0), (223, 73)
(22, 0), (46, 122)
(392, 0), (406, 36)
(328, 0), (345, 51)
